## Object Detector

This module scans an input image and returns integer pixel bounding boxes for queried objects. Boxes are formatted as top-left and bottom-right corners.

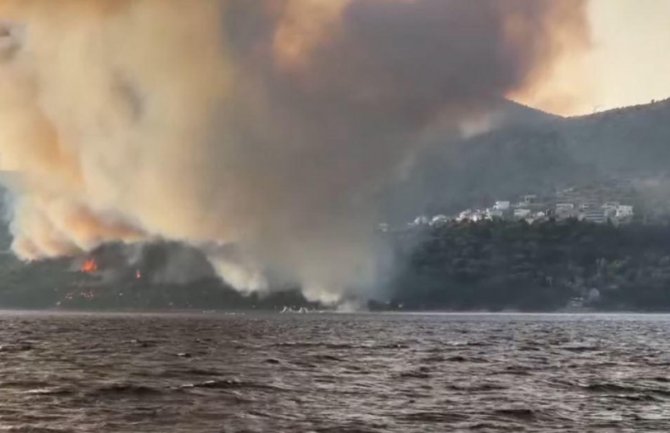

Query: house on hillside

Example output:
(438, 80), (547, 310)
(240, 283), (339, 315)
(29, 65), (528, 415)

(555, 203), (577, 220)
(580, 206), (606, 223)
(514, 208), (531, 219)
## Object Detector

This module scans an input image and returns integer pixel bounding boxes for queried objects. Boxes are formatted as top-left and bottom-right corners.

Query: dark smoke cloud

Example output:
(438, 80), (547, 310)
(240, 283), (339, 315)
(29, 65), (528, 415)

(0, 0), (590, 302)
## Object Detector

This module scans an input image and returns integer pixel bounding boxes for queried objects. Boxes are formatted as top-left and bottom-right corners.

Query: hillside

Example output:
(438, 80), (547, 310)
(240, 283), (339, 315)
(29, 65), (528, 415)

(563, 98), (670, 173)
(0, 201), (315, 310)
(387, 98), (670, 219)
(384, 219), (670, 312)
(0, 98), (669, 310)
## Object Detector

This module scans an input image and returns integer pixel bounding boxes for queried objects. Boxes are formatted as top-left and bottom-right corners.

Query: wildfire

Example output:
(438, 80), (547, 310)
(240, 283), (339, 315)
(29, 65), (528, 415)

(81, 258), (99, 274)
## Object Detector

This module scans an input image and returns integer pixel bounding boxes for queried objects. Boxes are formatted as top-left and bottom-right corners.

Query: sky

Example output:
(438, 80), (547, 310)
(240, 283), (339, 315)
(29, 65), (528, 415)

(538, 0), (670, 116)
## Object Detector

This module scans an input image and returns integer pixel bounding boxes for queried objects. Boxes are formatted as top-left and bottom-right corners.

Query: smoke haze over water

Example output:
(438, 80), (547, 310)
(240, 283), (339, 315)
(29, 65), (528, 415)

(0, 0), (589, 302)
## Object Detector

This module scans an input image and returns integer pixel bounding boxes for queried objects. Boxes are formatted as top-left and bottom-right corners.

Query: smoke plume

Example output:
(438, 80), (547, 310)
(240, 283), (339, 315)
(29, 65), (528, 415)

(0, 0), (589, 302)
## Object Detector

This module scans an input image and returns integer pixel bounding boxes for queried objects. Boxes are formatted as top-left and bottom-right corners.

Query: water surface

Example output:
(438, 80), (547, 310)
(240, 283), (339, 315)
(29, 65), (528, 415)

(1, 312), (669, 432)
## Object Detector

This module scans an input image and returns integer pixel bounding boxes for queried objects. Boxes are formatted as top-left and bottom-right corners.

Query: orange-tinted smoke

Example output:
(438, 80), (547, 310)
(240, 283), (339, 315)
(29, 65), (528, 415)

(0, 0), (592, 302)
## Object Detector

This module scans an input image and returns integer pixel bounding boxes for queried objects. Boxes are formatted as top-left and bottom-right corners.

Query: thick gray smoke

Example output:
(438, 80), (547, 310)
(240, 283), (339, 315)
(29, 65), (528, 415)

(0, 0), (589, 302)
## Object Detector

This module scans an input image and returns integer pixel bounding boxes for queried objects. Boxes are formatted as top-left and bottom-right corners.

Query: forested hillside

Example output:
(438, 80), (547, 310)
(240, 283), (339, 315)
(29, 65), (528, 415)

(386, 219), (670, 312)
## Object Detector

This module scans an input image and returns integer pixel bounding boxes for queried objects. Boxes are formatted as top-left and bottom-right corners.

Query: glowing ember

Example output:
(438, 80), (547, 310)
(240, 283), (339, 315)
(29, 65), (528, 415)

(81, 259), (99, 274)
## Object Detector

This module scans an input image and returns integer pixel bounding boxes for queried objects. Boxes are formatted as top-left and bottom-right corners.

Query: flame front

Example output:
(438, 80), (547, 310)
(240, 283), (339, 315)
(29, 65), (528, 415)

(81, 259), (99, 274)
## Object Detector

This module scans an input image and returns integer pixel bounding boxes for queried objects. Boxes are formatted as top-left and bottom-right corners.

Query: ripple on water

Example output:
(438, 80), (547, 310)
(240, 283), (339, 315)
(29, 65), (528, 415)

(1, 313), (670, 432)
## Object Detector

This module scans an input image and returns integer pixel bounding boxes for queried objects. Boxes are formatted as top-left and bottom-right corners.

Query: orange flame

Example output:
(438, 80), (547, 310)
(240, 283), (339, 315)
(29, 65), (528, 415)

(81, 258), (99, 274)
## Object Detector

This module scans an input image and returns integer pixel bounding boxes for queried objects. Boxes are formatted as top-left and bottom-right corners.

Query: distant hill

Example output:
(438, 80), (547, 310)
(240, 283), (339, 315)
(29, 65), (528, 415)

(563, 98), (670, 174)
(489, 98), (562, 127)
(386, 98), (670, 220)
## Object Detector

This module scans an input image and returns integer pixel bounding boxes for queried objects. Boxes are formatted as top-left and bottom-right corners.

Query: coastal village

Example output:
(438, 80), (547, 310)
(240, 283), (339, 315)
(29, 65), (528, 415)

(400, 181), (637, 229)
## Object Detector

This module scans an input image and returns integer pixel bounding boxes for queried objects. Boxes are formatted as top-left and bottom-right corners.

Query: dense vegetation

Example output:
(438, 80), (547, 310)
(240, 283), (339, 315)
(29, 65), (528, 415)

(0, 220), (316, 310)
(0, 253), (315, 311)
(383, 219), (670, 312)
(0, 268), (315, 311)
(5, 219), (670, 312)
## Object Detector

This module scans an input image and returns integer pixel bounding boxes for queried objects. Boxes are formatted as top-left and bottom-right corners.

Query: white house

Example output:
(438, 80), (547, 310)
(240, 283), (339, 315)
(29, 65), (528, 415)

(487, 208), (505, 219)
(494, 201), (511, 211)
(514, 208), (531, 219)
(430, 215), (450, 226)
(410, 215), (430, 226)
(555, 203), (576, 219)
(616, 205), (634, 219)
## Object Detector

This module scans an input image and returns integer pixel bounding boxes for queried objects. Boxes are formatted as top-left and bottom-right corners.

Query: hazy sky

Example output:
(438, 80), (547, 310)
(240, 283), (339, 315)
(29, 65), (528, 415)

(561, 0), (670, 115)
